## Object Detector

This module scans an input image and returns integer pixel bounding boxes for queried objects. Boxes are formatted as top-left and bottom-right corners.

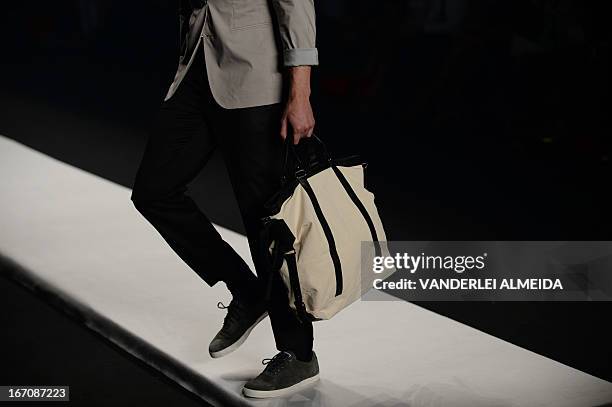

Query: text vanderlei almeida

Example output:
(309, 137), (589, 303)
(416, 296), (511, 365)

(371, 253), (564, 291)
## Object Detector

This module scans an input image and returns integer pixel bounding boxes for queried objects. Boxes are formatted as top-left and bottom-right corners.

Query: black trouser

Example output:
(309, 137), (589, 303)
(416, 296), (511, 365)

(130, 42), (313, 359)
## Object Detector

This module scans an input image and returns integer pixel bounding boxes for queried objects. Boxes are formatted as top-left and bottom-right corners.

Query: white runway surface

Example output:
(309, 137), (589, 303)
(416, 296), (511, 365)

(1, 134), (612, 406)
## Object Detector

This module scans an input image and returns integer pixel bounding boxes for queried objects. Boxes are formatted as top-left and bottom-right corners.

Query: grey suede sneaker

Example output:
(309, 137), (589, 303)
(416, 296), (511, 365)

(209, 297), (268, 358)
(242, 351), (320, 398)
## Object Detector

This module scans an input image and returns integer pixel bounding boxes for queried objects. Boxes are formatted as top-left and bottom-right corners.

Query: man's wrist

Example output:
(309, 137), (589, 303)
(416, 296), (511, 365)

(287, 66), (312, 100)
(289, 88), (311, 101)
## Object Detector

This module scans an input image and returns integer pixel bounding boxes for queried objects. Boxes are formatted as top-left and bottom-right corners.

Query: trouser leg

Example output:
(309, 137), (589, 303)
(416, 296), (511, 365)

(208, 95), (314, 361)
(132, 41), (313, 359)
(130, 46), (258, 290)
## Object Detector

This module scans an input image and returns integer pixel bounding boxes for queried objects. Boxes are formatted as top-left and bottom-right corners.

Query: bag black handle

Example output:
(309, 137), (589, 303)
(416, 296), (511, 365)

(281, 133), (331, 185)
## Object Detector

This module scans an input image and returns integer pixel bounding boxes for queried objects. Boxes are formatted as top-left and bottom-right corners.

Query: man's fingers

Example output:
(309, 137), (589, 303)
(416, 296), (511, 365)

(293, 129), (301, 145)
(284, 108), (315, 144)
(292, 126), (310, 144)
(306, 124), (314, 138)
(290, 123), (315, 144)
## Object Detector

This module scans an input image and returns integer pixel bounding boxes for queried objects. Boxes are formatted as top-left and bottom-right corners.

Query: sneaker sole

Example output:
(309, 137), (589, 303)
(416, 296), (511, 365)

(242, 374), (320, 399)
(209, 312), (268, 359)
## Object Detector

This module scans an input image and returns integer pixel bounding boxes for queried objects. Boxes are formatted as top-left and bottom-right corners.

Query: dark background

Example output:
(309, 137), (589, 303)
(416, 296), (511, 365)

(1, 0), (611, 404)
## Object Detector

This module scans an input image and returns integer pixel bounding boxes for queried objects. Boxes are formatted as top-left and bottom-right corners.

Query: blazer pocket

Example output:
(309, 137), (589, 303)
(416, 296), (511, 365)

(231, 0), (272, 30)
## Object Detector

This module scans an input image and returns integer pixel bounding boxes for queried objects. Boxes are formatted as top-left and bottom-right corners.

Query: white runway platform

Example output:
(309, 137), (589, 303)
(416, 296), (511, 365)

(1, 134), (612, 406)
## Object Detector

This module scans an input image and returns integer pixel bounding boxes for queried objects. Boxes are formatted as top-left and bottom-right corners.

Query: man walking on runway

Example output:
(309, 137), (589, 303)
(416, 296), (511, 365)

(130, 0), (319, 398)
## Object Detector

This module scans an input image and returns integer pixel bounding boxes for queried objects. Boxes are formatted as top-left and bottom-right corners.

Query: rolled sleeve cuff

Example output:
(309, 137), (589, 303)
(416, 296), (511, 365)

(283, 48), (319, 67)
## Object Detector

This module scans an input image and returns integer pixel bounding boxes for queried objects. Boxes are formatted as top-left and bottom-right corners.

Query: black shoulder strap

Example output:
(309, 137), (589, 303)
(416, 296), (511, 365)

(259, 218), (311, 322)
(284, 250), (310, 323)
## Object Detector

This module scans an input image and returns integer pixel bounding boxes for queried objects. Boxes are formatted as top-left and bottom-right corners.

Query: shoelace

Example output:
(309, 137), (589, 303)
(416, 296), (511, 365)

(217, 300), (243, 329)
(261, 351), (293, 376)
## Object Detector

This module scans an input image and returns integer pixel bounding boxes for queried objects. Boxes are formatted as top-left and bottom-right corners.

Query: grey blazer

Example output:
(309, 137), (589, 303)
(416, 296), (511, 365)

(164, 0), (318, 109)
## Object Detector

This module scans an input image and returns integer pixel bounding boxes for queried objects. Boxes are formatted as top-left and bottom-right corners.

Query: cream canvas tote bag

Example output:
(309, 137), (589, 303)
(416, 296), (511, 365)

(260, 136), (389, 321)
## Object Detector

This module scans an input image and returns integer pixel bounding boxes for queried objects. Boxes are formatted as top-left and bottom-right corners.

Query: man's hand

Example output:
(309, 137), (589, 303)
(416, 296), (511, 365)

(281, 66), (315, 145)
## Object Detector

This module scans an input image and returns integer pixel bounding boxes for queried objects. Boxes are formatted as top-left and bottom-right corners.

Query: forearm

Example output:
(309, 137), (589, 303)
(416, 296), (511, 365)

(287, 66), (312, 100)
(281, 66), (315, 142)
(272, 0), (316, 142)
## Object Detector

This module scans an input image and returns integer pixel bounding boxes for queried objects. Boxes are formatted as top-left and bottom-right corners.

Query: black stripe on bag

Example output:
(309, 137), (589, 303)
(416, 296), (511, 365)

(296, 176), (344, 296)
(331, 166), (382, 257)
